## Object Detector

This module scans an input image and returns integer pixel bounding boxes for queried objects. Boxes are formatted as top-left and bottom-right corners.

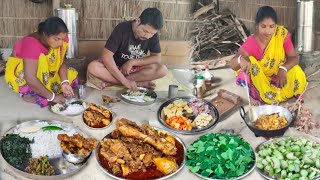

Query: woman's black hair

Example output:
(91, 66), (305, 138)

(139, 8), (163, 30)
(38, 17), (68, 36)
(255, 6), (278, 24)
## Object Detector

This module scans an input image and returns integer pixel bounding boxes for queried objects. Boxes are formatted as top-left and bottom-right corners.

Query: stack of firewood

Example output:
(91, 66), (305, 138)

(190, 2), (247, 69)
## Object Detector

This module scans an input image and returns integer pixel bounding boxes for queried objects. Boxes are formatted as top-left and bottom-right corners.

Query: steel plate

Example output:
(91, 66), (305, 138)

(120, 87), (157, 106)
(157, 96), (219, 135)
(0, 120), (90, 180)
(187, 133), (256, 180)
(49, 98), (86, 116)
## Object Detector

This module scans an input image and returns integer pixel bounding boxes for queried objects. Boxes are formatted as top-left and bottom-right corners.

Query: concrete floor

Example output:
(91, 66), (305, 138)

(0, 68), (319, 180)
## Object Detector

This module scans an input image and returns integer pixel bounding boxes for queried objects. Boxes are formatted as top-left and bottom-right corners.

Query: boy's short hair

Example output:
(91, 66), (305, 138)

(139, 8), (163, 30)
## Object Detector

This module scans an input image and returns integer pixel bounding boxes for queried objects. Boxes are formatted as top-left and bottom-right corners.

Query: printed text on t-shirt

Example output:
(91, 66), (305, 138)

(121, 44), (146, 60)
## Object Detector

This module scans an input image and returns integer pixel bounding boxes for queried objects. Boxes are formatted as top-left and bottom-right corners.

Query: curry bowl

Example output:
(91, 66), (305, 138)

(95, 119), (186, 180)
(240, 105), (296, 137)
(82, 103), (113, 129)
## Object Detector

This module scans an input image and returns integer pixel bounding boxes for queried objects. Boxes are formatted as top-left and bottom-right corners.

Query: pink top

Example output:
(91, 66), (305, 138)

(13, 36), (69, 60)
(240, 33), (294, 60)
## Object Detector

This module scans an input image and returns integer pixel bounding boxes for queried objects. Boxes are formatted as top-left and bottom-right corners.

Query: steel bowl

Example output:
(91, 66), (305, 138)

(62, 150), (91, 164)
(82, 107), (114, 130)
(240, 105), (296, 137)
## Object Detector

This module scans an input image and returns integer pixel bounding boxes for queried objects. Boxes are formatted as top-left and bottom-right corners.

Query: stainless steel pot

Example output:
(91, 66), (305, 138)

(55, 4), (78, 59)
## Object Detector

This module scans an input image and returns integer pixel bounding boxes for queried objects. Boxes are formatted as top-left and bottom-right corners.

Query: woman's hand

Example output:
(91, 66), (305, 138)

(52, 94), (66, 104)
(61, 83), (74, 98)
(271, 69), (287, 88)
(239, 56), (251, 74)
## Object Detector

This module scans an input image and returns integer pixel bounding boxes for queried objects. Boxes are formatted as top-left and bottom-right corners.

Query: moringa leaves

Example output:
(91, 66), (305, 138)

(186, 133), (255, 179)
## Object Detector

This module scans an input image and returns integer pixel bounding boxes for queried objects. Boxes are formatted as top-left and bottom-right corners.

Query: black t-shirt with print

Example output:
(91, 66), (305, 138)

(105, 21), (161, 67)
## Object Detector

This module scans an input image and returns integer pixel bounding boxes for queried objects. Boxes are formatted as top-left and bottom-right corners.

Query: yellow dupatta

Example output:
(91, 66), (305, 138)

(248, 25), (307, 104)
(5, 41), (78, 94)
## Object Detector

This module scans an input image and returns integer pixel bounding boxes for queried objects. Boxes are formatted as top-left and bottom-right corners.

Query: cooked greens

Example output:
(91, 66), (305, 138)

(145, 91), (157, 99)
(25, 156), (55, 176)
(0, 134), (33, 166)
(70, 100), (84, 106)
(256, 137), (320, 180)
(186, 133), (255, 179)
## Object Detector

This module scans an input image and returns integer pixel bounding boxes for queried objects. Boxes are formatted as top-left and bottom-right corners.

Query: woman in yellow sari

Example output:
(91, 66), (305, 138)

(230, 6), (307, 105)
(5, 17), (78, 107)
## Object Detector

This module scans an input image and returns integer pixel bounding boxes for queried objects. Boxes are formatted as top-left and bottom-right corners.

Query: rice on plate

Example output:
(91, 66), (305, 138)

(50, 98), (87, 116)
(13, 122), (76, 158)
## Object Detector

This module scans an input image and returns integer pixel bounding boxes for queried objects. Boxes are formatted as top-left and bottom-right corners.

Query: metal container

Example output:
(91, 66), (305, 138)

(296, 0), (315, 52)
(120, 87), (157, 106)
(62, 150), (91, 164)
(255, 137), (320, 180)
(55, 4), (78, 59)
(157, 97), (219, 135)
(240, 105), (296, 137)
(95, 127), (186, 180)
(0, 120), (90, 180)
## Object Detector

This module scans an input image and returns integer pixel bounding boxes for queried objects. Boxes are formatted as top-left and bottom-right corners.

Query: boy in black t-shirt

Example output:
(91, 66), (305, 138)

(87, 8), (167, 90)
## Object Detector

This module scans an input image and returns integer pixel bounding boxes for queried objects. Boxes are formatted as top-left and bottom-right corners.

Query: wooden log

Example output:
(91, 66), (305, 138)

(192, 3), (215, 19)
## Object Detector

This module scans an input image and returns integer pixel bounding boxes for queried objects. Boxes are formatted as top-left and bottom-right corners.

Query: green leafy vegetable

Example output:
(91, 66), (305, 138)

(41, 125), (63, 131)
(145, 91), (157, 99)
(186, 133), (255, 179)
(0, 134), (33, 166)
(70, 100), (84, 106)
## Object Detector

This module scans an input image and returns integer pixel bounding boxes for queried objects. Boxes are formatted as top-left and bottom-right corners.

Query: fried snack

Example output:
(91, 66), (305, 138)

(102, 95), (120, 104)
(102, 95), (113, 104)
(58, 133), (99, 156)
(254, 113), (288, 130)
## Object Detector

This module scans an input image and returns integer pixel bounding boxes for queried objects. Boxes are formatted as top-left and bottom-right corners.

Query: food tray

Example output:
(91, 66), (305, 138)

(95, 126), (186, 180)
(120, 87), (157, 106)
(157, 96), (219, 135)
(0, 120), (90, 180)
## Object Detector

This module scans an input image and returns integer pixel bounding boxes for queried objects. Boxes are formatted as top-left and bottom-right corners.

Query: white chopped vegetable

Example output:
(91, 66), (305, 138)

(193, 113), (212, 127)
